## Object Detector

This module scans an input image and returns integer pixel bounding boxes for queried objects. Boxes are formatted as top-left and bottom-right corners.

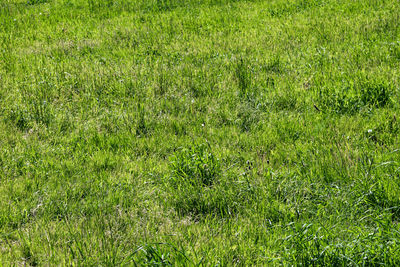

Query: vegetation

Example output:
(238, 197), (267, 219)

(1, 0), (400, 265)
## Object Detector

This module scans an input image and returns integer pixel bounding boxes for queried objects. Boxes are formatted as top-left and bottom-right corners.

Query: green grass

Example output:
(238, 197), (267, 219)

(1, 0), (400, 265)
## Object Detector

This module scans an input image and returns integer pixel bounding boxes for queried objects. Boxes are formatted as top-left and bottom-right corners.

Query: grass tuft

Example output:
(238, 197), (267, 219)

(317, 77), (393, 114)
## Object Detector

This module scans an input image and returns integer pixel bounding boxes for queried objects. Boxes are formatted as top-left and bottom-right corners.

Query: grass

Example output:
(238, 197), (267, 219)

(0, 0), (400, 265)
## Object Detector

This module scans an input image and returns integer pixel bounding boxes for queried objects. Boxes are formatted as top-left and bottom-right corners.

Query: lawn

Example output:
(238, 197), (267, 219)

(1, 0), (400, 265)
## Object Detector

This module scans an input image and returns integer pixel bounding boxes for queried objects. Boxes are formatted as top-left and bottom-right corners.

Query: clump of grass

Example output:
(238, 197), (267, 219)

(27, 0), (49, 5)
(262, 55), (284, 74)
(235, 57), (252, 99)
(4, 91), (53, 131)
(236, 102), (262, 132)
(363, 115), (399, 145)
(389, 41), (400, 60)
(359, 79), (391, 108)
(88, 0), (114, 11)
(169, 143), (220, 188)
(282, 219), (400, 266)
(19, 231), (38, 267)
(317, 77), (392, 114)
(185, 69), (207, 98)
(270, 90), (299, 112)
(155, 69), (169, 96)
(5, 104), (30, 131)
(164, 143), (258, 217)
(165, 143), (241, 216)
(124, 243), (194, 266)
(154, 0), (176, 11)
(135, 103), (148, 137)
(352, 153), (400, 219)
(317, 87), (357, 114)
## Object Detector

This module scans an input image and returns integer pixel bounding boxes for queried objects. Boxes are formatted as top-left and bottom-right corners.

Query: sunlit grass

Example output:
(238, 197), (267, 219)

(1, 0), (400, 265)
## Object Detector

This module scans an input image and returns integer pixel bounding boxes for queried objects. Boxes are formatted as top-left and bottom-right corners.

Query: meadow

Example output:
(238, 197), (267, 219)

(1, 0), (400, 265)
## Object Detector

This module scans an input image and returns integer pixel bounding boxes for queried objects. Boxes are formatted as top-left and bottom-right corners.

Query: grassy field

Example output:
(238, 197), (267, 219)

(1, 0), (400, 265)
